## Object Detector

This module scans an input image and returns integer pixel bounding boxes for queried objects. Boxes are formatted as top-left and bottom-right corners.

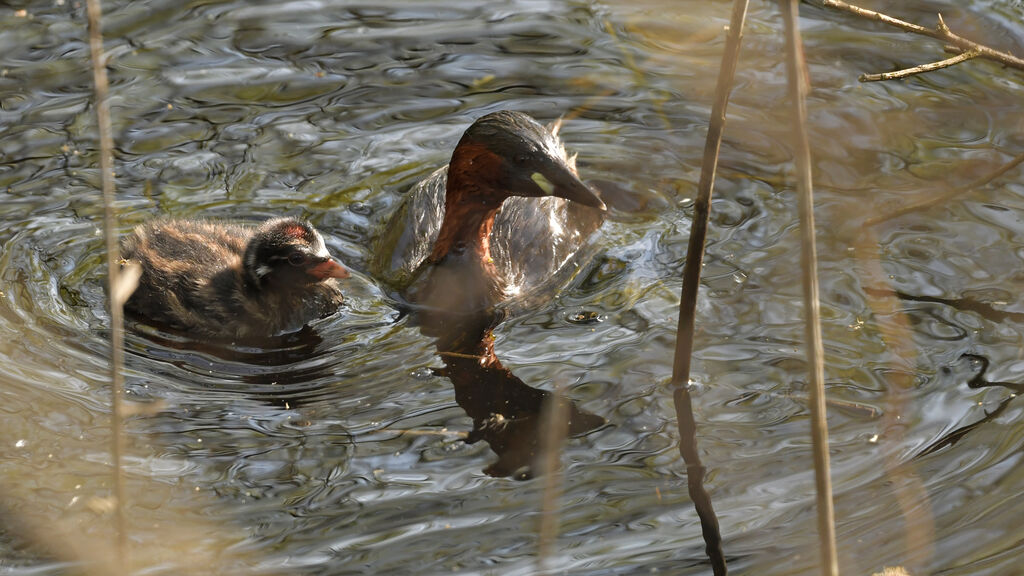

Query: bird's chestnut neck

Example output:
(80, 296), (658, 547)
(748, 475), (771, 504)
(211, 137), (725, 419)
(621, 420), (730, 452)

(428, 143), (505, 267)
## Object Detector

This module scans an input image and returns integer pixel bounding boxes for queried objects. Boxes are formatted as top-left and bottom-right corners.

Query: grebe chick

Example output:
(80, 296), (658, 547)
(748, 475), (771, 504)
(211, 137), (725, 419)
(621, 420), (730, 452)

(121, 217), (348, 339)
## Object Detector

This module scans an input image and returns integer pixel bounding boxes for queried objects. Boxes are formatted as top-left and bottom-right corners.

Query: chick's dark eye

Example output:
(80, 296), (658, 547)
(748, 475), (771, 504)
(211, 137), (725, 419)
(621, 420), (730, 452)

(287, 252), (308, 266)
(515, 154), (529, 164)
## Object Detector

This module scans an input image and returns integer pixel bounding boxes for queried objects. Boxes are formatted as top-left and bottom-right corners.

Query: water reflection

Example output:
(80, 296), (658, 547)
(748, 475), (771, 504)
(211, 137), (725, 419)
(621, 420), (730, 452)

(917, 353), (1023, 457)
(127, 320), (326, 369)
(419, 307), (604, 478)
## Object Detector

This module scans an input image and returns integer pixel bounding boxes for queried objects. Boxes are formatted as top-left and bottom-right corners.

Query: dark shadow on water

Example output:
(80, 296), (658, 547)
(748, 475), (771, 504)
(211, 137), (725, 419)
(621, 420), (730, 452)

(122, 316), (346, 410)
(865, 288), (1024, 324)
(917, 353), (1022, 458)
(877, 289), (1024, 459)
(125, 315), (325, 367)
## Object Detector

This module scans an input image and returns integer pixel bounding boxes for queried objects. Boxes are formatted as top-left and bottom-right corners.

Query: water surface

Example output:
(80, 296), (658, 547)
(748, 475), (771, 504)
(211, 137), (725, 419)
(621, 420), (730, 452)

(1, 1), (1022, 574)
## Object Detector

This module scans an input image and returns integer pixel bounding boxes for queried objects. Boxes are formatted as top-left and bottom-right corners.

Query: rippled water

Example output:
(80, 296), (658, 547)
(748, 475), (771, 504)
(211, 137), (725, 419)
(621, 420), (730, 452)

(2, 1), (1023, 574)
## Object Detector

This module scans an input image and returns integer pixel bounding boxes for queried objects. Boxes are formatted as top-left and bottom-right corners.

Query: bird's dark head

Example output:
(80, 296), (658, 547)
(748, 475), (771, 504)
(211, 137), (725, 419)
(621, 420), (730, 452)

(243, 218), (349, 289)
(447, 111), (606, 210)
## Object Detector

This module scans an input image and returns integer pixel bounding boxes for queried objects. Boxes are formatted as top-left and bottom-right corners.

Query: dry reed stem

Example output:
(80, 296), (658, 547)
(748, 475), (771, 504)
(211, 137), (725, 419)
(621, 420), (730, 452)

(670, 0), (749, 431)
(822, 0), (1024, 73)
(84, 0), (128, 570)
(536, 385), (571, 573)
(669, 1), (751, 575)
(779, 1), (838, 574)
(865, 151), (1024, 227)
(853, 230), (935, 571)
(0, 505), (126, 576)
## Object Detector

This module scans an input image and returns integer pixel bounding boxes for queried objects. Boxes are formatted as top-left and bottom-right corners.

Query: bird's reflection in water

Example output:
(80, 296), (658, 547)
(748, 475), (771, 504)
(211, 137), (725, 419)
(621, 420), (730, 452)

(419, 307), (605, 479)
(128, 318), (324, 369)
(125, 318), (344, 411)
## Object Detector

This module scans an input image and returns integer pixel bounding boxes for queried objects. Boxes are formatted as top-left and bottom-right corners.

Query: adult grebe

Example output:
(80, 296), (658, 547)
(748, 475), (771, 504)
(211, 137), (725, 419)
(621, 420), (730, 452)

(373, 110), (606, 314)
(372, 111), (608, 476)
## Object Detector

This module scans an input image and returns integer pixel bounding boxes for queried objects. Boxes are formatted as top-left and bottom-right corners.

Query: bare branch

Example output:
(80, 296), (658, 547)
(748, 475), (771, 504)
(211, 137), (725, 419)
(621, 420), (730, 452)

(823, 0), (933, 35)
(859, 50), (979, 82)
(823, 0), (1024, 73)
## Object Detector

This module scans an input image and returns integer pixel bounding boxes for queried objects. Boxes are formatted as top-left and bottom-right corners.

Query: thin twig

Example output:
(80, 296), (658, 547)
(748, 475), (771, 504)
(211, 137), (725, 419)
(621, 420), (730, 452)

(393, 428), (468, 439)
(769, 391), (881, 419)
(670, 1), (750, 575)
(823, 0), (1024, 72)
(85, 0), (128, 570)
(436, 350), (487, 360)
(865, 151), (1024, 226)
(780, 2), (838, 575)
(859, 49), (979, 82)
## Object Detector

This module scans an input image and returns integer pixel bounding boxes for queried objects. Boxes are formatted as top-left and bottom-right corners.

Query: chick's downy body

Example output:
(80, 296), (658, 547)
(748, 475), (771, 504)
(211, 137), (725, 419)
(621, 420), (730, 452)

(121, 217), (348, 340)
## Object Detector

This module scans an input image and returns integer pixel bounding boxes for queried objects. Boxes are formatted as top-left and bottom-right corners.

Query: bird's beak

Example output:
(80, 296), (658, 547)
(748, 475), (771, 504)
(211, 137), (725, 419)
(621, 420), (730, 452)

(532, 159), (606, 211)
(309, 258), (350, 280)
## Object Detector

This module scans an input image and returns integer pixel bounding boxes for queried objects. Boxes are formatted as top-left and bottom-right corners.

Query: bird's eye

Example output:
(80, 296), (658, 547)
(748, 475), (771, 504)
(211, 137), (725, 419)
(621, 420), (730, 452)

(287, 252), (308, 266)
(515, 154), (529, 164)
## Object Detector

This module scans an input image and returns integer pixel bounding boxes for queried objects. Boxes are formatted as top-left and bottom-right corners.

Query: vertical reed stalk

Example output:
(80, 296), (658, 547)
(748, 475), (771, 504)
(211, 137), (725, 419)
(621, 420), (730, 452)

(669, 1), (750, 574)
(778, 1), (838, 574)
(85, 0), (128, 570)
(536, 388), (571, 573)
(852, 231), (934, 571)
